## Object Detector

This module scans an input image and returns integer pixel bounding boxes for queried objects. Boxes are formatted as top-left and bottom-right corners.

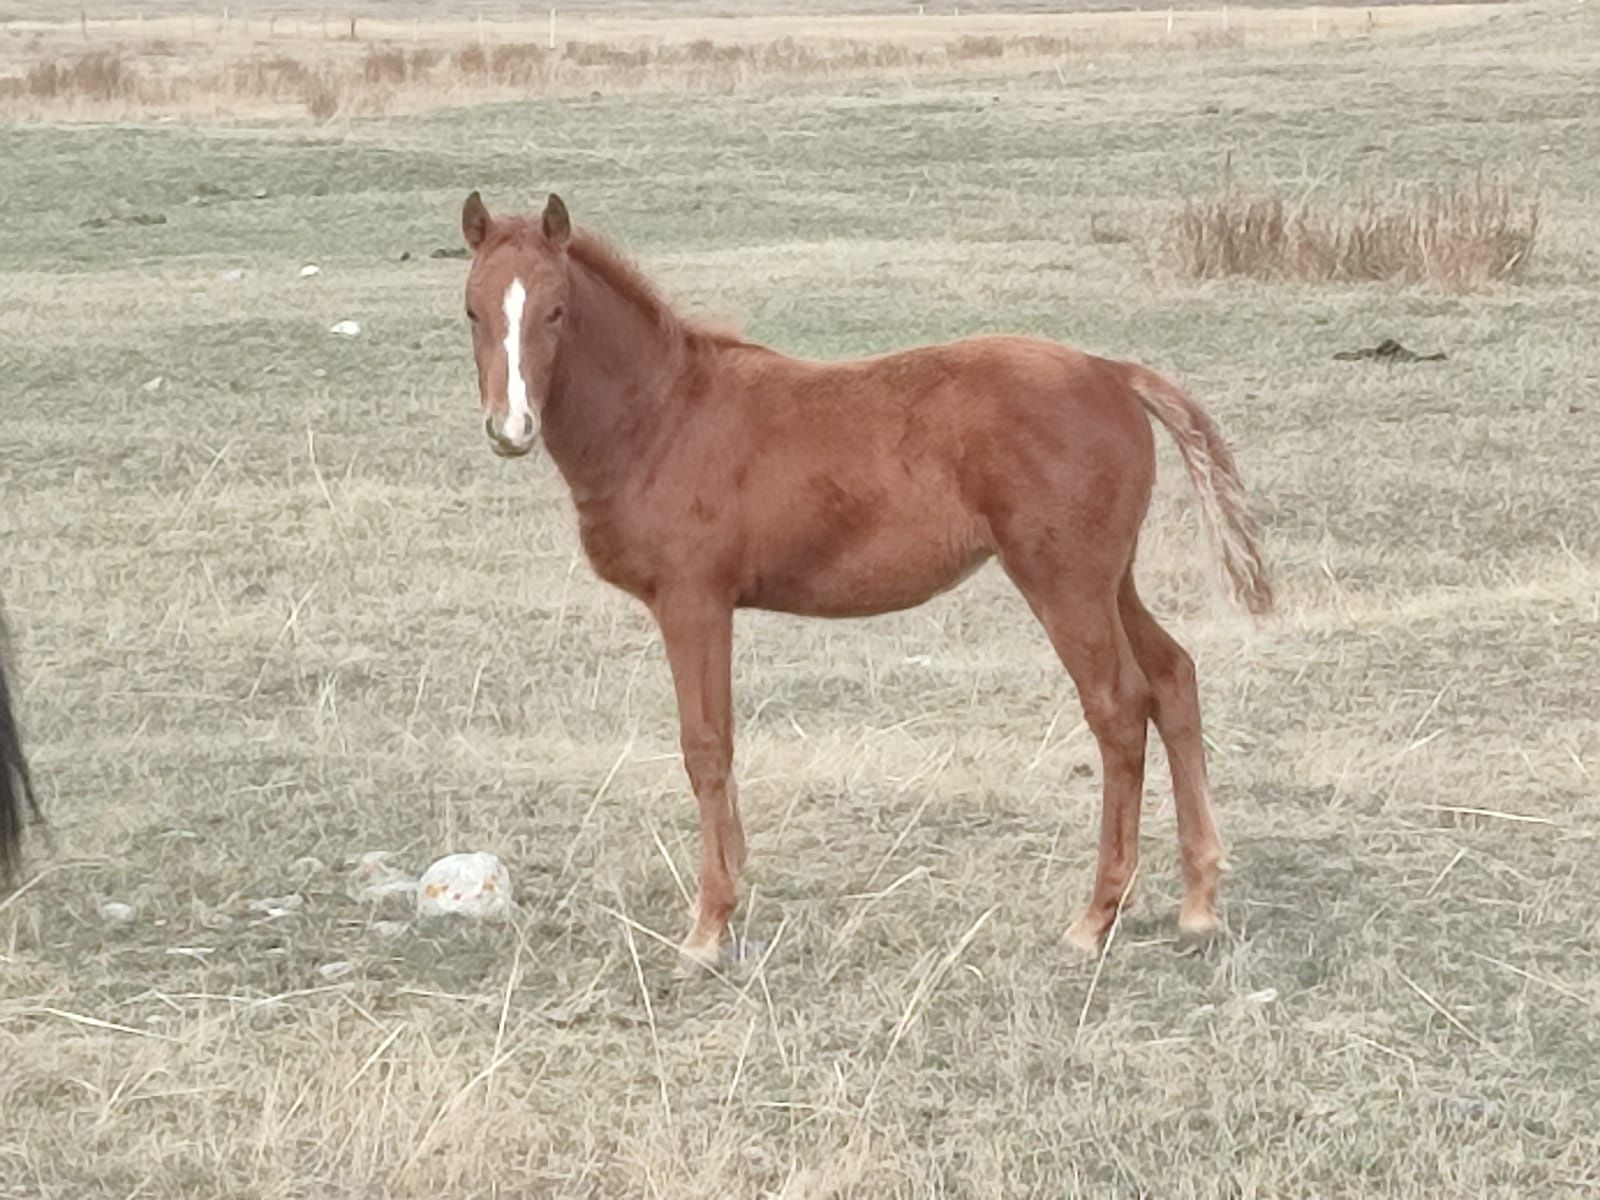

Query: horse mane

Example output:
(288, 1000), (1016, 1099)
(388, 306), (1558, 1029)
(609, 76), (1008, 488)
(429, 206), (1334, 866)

(569, 231), (677, 329)
(484, 216), (755, 350)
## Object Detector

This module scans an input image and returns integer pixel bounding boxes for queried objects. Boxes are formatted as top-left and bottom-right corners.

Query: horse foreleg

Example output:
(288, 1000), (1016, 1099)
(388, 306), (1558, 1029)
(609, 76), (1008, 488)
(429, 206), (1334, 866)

(652, 591), (743, 970)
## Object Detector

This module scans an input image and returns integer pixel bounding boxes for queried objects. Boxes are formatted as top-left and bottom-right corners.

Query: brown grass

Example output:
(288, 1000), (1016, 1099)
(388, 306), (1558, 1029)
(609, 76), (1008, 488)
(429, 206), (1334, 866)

(20, 51), (134, 101)
(1169, 177), (1540, 290)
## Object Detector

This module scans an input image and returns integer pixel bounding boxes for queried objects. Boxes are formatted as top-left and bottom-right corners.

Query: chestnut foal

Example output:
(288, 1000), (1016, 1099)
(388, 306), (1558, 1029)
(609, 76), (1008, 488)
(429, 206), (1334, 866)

(460, 192), (1272, 966)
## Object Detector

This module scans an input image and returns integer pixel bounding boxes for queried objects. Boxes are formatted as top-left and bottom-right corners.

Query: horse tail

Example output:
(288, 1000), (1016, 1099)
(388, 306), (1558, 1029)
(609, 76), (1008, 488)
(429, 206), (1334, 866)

(1126, 364), (1275, 618)
(0, 602), (41, 887)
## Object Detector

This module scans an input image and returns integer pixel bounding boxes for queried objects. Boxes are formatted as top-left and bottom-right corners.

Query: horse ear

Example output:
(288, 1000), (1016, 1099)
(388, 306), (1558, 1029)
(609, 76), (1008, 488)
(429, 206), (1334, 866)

(542, 193), (571, 245)
(462, 191), (491, 250)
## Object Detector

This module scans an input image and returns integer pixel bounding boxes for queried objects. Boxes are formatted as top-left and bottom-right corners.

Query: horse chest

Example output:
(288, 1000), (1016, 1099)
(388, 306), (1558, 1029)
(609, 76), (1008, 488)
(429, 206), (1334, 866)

(574, 495), (706, 601)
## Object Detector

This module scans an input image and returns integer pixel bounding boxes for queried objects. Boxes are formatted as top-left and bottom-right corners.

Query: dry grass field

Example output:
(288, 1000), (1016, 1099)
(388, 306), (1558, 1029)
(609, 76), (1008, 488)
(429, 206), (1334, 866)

(2, 0), (1599, 1195)
(1, 2), (1494, 119)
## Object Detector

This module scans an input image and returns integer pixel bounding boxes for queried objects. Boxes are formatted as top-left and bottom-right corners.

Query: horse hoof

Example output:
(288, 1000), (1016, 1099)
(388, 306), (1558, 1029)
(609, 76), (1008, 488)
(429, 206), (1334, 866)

(676, 938), (722, 976)
(1060, 916), (1105, 958)
(1176, 908), (1220, 948)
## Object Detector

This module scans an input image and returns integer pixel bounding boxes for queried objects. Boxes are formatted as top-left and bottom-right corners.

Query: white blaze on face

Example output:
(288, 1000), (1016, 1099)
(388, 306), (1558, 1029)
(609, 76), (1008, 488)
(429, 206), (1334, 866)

(499, 277), (536, 444)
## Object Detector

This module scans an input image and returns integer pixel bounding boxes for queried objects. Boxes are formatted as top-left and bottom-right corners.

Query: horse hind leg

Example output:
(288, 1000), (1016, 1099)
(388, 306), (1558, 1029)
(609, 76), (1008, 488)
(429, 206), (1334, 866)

(1118, 572), (1227, 940)
(1008, 563), (1154, 955)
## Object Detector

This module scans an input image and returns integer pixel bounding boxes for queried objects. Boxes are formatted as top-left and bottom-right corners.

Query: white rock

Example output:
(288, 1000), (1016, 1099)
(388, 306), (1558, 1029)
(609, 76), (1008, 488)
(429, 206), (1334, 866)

(222, 268), (245, 282)
(329, 319), (361, 337)
(416, 852), (513, 921)
(299, 264), (321, 278)
(98, 900), (136, 925)
(141, 375), (164, 393)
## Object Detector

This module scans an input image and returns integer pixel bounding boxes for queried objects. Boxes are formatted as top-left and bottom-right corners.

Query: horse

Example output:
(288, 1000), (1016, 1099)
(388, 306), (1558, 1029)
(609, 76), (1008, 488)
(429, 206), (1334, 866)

(459, 191), (1273, 967)
(1, 601), (41, 888)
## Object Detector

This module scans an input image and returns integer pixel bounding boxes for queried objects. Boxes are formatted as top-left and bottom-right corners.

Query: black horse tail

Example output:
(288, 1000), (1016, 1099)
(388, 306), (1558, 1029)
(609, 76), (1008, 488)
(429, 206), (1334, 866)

(1, 602), (41, 887)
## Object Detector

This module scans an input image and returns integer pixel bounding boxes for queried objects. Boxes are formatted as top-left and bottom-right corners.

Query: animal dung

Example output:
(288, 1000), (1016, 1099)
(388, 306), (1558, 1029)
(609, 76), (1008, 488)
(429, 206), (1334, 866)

(329, 319), (362, 337)
(1332, 337), (1446, 363)
(416, 852), (513, 921)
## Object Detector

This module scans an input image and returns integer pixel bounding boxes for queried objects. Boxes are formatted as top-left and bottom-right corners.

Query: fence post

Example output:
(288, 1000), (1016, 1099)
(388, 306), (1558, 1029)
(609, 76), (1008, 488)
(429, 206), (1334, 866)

(549, 8), (557, 51)
(81, 8), (88, 39)
(349, 15), (358, 40)
(1166, 7), (1173, 36)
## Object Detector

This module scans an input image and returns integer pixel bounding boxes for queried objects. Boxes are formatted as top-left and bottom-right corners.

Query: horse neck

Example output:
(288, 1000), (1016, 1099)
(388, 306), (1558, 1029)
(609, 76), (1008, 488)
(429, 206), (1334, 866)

(541, 254), (689, 501)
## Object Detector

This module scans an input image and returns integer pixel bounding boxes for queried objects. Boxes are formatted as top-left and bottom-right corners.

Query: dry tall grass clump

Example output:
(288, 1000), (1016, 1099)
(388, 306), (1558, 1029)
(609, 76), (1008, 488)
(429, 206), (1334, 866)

(1170, 178), (1540, 290)
(17, 51), (135, 101)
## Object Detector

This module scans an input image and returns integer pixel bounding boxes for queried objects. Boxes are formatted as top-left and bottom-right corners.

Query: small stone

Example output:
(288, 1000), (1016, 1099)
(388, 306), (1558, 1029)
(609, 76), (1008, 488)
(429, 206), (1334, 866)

(299, 264), (321, 278)
(247, 893), (304, 920)
(141, 376), (164, 393)
(347, 851), (418, 907)
(329, 319), (361, 337)
(98, 900), (136, 925)
(222, 268), (245, 283)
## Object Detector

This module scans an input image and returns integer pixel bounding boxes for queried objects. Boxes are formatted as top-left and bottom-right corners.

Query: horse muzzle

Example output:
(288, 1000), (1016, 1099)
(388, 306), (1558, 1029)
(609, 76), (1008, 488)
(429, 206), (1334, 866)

(485, 413), (537, 459)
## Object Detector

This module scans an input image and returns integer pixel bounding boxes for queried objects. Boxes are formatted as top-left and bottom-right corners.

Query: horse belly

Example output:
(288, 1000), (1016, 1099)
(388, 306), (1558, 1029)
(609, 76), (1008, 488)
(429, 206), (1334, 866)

(745, 506), (992, 618)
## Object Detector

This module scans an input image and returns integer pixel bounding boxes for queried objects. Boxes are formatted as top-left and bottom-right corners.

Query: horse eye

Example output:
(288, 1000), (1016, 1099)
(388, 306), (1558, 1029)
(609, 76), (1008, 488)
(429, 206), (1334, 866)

(546, 305), (565, 324)
(466, 309), (479, 323)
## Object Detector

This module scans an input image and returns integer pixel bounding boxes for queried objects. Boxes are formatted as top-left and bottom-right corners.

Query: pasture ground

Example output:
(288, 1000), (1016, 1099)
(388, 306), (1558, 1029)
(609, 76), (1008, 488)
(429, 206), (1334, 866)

(2, 2), (1599, 1195)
